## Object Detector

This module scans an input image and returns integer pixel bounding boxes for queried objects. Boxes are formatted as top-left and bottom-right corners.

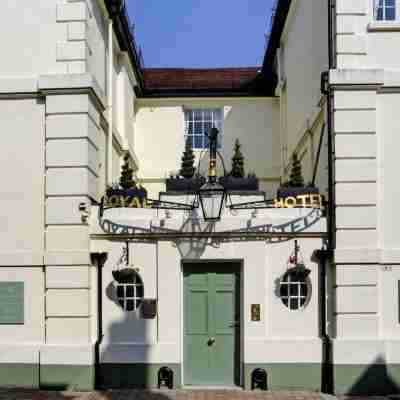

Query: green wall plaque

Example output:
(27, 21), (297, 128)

(0, 282), (24, 324)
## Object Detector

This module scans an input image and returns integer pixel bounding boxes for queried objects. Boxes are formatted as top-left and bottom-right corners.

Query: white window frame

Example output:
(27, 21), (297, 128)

(374, 0), (397, 21)
(184, 108), (223, 150)
(279, 272), (309, 311)
(116, 274), (143, 311)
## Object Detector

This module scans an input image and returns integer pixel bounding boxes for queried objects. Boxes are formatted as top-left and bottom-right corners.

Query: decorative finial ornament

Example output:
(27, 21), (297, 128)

(289, 153), (304, 187)
(180, 138), (196, 179)
(119, 153), (136, 189)
(231, 139), (245, 178)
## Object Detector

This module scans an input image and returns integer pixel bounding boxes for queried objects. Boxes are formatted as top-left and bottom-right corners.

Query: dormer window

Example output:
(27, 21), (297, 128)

(374, 0), (396, 21)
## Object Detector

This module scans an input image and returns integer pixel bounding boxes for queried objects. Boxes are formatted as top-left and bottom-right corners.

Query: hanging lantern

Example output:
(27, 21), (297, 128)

(198, 182), (226, 222)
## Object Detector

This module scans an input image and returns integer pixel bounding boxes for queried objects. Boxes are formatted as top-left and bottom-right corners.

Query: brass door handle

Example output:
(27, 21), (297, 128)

(207, 337), (215, 346)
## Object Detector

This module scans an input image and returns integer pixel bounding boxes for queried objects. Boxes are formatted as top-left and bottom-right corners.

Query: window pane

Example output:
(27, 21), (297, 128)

(204, 122), (212, 136)
(376, 7), (384, 19)
(300, 297), (307, 307)
(194, 122), (203, 135)
(136, 285), (144, 298)
(290, 285), (299, 296)
(126, 285), (134, 297)
(282, 297), (289, 307)
(204, 110), (212, 120)
(187, 122), (193, 135)
(213, 108), (222, 120)
(126, 299), (134, 311)
(135, 299), (142, 309)
(387, 0), (395, 6)
(300, 284), (308, 296)
(204, 134), (209, 148)
(290, 298), (298, 310)
(280, 284), (288, 297)
(193, 109), (202, 120)
(386, 6), (396, 19)
(116, 285), (124, 298)
(118, 299), (124, 308)
(194, 135), (203, 149)
(185, 136), (193, 148)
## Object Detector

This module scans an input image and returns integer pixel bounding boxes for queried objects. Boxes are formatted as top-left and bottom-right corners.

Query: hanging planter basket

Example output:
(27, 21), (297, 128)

(112, 268), (137, 283)
(286, 262), (311, 280)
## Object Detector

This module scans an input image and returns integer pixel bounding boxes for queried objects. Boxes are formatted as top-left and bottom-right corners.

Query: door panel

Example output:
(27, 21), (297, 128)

(184, 263), (240, 386)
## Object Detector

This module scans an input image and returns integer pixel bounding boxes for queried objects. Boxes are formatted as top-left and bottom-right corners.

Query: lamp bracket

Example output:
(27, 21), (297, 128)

(147, 199), (195, 211)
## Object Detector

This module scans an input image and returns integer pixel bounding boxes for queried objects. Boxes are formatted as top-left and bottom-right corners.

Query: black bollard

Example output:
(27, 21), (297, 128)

(251, 368), (267, 390)
(158, 366), (173, 389)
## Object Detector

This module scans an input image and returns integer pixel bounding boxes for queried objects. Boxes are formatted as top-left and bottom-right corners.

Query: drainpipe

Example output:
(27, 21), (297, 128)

(91, 252), (107, 389)
(107, 19), (114, 186)
(312, 249), (333, 393)
(314, 0), (336, 394)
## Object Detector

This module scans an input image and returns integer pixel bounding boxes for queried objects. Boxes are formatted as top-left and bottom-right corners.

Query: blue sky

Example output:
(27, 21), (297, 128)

(126, 0), (275, 68)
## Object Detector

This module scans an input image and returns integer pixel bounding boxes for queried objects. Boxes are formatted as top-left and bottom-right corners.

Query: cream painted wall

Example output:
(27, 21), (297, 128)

(0, 99), (45, 263)
(336, 0), (400, 70)
(0, 268), (44, 343)
(87, 0), (107, 92)
(91, 206), (326, 365)
(0, 0), (138, 170)
(0, 1), (65, 76)
(280, 0), (328, 160)
(135, 98), (280, 198)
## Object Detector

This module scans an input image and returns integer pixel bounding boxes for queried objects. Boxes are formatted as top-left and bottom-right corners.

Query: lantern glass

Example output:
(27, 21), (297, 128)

(198, 182), (225, 221)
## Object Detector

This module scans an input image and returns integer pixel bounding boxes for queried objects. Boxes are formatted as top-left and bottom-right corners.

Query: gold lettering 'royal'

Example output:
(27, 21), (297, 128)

(104, 195), (145, 209)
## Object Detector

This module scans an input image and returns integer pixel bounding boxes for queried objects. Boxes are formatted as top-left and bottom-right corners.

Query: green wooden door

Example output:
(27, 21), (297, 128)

(183, 263), (240, 386)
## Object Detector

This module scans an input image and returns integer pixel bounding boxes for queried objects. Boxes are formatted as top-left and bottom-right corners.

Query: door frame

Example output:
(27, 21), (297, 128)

(181, 259), (244, 387)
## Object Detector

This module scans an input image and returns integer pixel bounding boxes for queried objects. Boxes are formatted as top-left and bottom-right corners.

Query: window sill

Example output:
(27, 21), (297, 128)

(368, 21), (400, 32)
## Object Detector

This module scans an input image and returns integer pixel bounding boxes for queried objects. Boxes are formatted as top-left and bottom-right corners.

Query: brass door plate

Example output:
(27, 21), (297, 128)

(251, 304), (260, 321)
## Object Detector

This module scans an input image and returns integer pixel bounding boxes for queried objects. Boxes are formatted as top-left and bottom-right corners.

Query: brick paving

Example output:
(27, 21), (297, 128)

(0, 390), (393, 400)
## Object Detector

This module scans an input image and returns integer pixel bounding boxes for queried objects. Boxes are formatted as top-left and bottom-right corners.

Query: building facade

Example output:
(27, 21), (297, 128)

(0, 0), (399, 395)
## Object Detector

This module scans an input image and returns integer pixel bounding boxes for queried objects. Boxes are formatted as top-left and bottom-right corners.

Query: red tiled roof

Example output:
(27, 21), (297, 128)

(143, 67), (261, 92)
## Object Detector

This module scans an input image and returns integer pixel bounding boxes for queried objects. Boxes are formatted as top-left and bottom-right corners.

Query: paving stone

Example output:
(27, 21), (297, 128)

(0, 390), (393, 400)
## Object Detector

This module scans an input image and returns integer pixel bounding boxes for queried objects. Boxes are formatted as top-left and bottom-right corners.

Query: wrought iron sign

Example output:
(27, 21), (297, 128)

(100, 189), (194, 216)
(273, 194), (323, 208)
(93, 129), (327, 241)
(103, 188), (148, 209)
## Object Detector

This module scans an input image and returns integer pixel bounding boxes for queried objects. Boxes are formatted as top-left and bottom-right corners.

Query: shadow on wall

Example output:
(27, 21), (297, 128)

(337, 355), (400, 395)
(97, 272), (179, 391)
(173, 208), (323, 260)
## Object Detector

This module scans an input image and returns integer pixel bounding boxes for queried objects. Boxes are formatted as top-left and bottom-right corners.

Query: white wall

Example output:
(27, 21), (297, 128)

(0, 99), (45, 264)
(336, 0), (400, 70)
(87, 0), (108, 91)
(280, 0), (328, 161)
(135, 98), (280, 198)
(0, 1), (64, 76)
(92, 206), (326, 368)
(0, 268), (44, 343)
